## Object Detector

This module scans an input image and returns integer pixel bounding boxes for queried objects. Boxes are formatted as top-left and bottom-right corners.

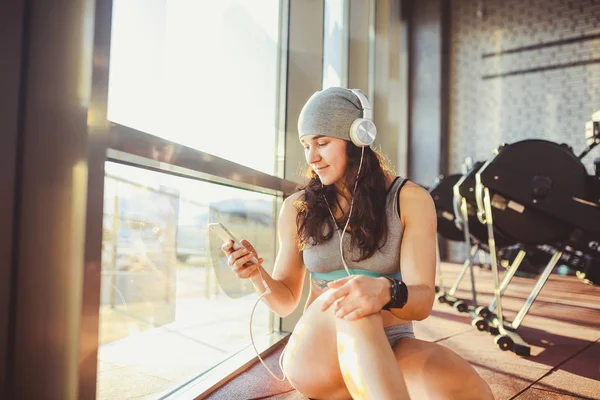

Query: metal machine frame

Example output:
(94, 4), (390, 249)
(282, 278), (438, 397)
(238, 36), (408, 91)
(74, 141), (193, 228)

(475, 168), (564, 356)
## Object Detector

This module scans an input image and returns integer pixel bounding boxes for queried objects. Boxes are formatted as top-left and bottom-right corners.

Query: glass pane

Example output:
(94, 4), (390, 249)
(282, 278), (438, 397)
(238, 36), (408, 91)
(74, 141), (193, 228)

(323, 0), (348, 89)
(97, 161), (278, 399)
(107, 0), (283, 175)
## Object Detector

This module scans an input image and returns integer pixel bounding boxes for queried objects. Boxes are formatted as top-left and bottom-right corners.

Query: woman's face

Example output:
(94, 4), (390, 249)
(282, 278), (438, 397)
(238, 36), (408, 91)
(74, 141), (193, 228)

(301, 135), (348, 186)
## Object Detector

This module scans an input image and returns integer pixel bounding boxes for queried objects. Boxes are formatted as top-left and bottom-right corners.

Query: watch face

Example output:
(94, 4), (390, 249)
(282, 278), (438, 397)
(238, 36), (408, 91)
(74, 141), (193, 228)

(382, 279), (408, 310)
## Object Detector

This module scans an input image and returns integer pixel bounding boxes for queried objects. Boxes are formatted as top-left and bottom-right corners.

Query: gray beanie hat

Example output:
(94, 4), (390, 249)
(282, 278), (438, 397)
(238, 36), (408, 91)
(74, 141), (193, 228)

(298, 87), (366, 141)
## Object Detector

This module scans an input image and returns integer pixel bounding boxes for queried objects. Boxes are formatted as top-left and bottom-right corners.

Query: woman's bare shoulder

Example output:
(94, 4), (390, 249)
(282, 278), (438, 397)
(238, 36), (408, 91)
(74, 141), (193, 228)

(286, 190), (305, 201)
(398, 181), (435, 223)
(280, 190), (307, 221)
(283, 190), (306, 210)
(401, 180), (430, 195)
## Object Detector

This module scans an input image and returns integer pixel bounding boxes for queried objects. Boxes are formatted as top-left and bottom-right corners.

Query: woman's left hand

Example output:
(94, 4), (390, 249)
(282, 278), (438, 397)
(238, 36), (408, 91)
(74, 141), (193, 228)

(320, 275), (391, 320)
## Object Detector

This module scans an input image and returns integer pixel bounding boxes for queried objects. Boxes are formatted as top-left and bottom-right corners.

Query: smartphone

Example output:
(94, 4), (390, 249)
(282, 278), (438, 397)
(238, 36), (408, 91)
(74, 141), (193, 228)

(208, 222), (259, 264)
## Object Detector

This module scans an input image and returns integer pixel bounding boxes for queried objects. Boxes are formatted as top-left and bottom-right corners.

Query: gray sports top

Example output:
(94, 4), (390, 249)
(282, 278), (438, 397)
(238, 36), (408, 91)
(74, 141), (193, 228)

(303, 177), (408, 281)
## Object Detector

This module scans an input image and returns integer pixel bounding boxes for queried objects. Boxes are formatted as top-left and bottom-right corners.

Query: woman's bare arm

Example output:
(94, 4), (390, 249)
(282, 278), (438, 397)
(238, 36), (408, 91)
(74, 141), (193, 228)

(247, 192), (306, 318)
(383, 182), (437, 321)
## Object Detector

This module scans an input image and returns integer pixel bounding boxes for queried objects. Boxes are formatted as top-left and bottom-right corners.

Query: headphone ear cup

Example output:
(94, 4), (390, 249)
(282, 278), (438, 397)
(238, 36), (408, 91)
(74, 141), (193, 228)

(349, 119), (377, 147)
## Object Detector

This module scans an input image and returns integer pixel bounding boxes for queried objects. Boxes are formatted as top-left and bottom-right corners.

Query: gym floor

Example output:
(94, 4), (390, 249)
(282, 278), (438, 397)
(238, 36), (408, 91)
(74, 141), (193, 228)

(204, 262), (600, 400)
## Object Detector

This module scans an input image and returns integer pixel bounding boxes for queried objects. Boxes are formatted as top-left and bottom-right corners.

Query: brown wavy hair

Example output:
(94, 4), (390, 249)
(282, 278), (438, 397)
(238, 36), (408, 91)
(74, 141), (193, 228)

(295, 143), (393, 261)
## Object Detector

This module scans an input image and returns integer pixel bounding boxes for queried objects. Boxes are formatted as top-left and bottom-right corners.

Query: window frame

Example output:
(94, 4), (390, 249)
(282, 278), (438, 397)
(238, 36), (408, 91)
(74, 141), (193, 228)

(80, 1), (299, 399)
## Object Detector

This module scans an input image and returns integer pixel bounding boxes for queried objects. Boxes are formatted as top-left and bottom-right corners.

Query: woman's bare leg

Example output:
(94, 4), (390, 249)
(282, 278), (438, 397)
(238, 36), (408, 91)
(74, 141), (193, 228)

(282, 292), (352, 399)
(284, 291), (492, 399)
(393, 338), (494, 400)
(284, 290), (411, 399)
(335, 312), (411, 400)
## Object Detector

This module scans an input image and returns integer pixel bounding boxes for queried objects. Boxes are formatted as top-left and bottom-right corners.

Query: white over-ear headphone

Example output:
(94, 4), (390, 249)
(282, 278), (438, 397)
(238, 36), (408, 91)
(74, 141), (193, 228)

(349, 89), (377, 147)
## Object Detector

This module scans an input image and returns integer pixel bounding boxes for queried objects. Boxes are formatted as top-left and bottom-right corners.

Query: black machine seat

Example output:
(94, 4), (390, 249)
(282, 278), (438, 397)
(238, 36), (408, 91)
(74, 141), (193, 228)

(477, 139), (600, 259)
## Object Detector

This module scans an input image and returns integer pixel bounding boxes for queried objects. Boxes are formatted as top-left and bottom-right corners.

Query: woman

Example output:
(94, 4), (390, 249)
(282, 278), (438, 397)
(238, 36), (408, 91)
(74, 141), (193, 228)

(222, 87), (493, 399)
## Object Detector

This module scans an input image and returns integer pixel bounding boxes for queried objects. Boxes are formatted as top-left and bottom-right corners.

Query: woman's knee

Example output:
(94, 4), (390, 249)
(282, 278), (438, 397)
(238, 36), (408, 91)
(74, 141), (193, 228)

(334, 310), (386, 346)
(335, 309), (383, 327)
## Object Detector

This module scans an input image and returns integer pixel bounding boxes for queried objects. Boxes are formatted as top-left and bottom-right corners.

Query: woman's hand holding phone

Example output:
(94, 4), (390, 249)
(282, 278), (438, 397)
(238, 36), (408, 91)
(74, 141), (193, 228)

(221, 239), (263, 279)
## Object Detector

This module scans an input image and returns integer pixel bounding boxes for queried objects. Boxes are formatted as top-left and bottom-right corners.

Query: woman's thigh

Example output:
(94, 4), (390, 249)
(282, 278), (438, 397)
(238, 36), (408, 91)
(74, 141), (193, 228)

(393, 338), (494, 400)
(282, 292), (351, 400)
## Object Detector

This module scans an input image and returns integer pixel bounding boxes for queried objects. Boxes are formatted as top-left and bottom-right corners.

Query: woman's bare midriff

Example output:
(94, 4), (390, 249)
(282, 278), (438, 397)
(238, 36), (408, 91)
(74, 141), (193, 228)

(304, 278), (411, 327)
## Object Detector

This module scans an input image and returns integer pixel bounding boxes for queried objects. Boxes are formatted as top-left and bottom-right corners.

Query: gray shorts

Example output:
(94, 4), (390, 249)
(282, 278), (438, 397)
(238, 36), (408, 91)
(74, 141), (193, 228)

(384, 324), (415, 348)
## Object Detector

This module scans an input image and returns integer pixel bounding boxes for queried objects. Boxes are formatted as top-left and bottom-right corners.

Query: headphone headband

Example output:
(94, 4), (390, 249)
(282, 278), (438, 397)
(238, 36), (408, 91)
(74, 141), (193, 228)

(350, 89), (373, 121)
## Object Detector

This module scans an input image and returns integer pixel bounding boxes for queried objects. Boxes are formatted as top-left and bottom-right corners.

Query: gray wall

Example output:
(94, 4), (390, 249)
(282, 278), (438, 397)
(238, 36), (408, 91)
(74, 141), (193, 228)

(445, 0), (600, 261)
(449, 0), (600, 174)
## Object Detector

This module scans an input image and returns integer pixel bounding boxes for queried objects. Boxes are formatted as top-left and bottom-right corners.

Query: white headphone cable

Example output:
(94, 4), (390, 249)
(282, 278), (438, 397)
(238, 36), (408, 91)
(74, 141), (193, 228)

(248, 147), (365, 382)
(324, 146), (365, 276)
(248, 268), (288, 381)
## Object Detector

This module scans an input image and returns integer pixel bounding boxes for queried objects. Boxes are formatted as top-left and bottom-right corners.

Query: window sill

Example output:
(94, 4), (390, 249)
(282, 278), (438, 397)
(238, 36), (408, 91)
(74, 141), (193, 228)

(162, 331), (291, 400)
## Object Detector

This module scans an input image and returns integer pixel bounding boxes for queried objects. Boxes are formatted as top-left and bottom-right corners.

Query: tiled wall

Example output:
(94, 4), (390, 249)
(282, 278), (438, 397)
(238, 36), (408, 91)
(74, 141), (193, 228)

(446, 0), (600, 261)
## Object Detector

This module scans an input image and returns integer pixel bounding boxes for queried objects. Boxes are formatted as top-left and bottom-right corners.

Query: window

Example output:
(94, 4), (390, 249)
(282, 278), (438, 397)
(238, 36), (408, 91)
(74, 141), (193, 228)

(107, 0), (283, 175)
(98, 1), (290, 397)
(323, 0), (349, 89)
(97, 162), (279, 399)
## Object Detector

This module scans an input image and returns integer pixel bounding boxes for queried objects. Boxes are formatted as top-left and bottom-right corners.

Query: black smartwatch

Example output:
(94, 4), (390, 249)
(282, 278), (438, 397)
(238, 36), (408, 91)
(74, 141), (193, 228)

(382, 277), (408, 310)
